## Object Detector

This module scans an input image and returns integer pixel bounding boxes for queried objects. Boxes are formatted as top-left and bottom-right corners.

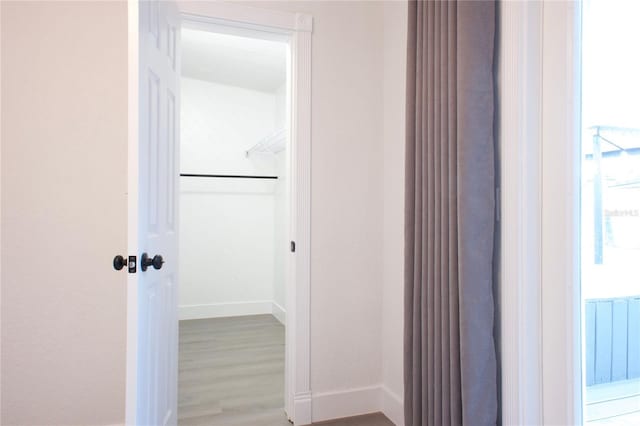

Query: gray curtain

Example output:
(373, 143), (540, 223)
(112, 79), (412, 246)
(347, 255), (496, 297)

(404, 1), (497, 425)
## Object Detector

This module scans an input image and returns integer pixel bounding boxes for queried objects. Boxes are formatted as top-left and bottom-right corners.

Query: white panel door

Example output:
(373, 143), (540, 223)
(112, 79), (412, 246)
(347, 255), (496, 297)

(137, 1), (180, 425)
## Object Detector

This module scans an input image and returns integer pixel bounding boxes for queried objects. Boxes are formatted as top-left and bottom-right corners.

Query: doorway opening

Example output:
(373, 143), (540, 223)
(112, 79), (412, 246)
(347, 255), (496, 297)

(128, 3), (312, 424)
(177, 23), (292, 425)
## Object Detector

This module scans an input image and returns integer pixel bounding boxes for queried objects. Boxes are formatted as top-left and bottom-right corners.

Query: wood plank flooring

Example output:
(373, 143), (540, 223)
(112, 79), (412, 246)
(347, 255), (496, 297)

(178, 315), (394, 426)
(179, 315), (287, 425)
(314, 413), (394, 426)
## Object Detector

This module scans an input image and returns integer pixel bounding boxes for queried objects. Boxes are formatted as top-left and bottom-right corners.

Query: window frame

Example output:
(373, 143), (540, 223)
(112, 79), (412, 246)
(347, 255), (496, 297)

(499, 1), (583, 424)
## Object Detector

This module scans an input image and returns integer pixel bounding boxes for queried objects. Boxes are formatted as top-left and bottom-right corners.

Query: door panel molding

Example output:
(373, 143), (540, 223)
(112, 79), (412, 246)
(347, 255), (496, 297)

(127, 0), (180, 424)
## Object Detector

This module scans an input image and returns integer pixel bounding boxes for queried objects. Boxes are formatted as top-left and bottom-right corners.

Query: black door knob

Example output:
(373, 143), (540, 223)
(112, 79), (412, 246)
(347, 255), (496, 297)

(113, 255), (126, 271)
(141, 253), (164, 271)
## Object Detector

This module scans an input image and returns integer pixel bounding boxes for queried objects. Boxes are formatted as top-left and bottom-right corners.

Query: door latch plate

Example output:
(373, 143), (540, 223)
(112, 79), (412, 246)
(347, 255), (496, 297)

(128, 255), (137, 273)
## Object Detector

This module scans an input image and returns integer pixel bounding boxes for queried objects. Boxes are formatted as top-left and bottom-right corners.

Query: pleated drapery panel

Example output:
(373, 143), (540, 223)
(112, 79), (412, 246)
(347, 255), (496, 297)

(404, 1), (497, 426)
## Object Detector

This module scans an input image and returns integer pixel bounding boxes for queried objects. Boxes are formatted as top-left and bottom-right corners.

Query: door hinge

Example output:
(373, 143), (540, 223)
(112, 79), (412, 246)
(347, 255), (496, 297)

(290, 241), (296, 253)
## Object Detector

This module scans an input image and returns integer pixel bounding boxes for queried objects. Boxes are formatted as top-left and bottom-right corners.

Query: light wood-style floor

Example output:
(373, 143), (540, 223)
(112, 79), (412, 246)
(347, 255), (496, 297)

(179, 315), (287, 425)
(178, 315), (394, 426)
(314, 413), (394, 426)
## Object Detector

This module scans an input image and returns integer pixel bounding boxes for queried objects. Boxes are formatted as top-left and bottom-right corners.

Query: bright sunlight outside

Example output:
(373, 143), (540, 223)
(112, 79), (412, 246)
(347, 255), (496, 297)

(581, 1), (640, 424)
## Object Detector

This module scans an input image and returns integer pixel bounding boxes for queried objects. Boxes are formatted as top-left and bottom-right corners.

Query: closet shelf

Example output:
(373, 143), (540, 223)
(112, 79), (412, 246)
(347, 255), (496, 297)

(245, 128), (287, 157)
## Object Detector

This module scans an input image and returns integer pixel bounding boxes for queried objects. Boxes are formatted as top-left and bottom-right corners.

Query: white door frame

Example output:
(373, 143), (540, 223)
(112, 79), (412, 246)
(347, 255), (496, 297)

(499, 1), (582, 424)
(126, 2), (313, 425)
(498, 2), (545, 423)
(126, 1), (141, 423)
(540, 2), (582, 423)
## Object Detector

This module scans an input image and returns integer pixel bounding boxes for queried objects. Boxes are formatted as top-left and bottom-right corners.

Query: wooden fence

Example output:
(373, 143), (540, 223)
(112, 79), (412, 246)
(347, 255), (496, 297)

(585, 296), (640, 386)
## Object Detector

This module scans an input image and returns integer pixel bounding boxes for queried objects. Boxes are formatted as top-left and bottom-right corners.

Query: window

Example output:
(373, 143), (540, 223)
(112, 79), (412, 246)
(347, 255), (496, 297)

(581, 1), (640, 423)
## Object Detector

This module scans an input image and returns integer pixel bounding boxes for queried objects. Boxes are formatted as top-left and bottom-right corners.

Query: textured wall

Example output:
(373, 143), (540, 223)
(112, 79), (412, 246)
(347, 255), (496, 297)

(1, 2), (128, 424)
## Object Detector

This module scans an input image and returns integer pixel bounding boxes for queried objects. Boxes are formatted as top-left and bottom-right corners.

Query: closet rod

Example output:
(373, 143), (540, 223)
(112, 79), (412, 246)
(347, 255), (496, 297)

(180, 173), (278, 179)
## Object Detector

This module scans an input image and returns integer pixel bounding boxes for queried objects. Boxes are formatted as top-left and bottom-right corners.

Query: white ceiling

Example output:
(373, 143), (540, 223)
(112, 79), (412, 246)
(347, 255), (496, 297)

(181, 29), (287, 93)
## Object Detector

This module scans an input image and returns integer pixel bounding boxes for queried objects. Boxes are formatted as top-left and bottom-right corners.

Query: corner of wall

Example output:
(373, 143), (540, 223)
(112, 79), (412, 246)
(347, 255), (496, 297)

(380, 2), (408, 425)
(382, 385), (405, 426)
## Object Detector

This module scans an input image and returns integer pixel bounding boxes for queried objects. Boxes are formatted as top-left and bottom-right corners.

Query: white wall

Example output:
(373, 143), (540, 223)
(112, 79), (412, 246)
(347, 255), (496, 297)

(240, 1), (392, 422)
(239, 2), (408, 423)
(273, 149), (288, 322)
(179, 178), (278, 319)
(0, 1), (407, 424)
(273, 82), (289, 321)
(382, 2), (408, 425)
(180, 77), (278, 176)
(275, 82), (287, 129)
(180, 77), (287, 320)
(1, 2), (127, 424)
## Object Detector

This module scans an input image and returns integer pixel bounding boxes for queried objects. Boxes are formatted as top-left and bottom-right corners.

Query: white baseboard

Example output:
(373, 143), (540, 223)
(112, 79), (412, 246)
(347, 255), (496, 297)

(272, 301), (286, 325)
(294, 391), (313, 425)
(311, 385), (383, 423)
(179, 300), (273, 320)
(381, 386), (404, 426)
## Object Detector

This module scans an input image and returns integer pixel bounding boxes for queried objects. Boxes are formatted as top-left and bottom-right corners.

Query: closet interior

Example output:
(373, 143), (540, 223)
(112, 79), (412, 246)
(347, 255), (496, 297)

(177, 26), (291, 425)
